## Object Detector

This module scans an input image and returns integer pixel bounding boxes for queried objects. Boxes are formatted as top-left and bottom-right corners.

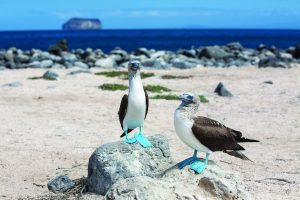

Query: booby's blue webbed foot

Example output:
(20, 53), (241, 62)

(123, 137), (137, 144)
(123, 132), (137, 144)
(134, 133), (152, 148)
(190, 161), (207, 173)
(177, 157), (198, 169)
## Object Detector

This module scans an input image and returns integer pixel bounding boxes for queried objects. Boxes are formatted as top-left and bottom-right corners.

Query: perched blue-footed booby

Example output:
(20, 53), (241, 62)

(118, 60), (152, 148)
(174, 92), (259, 173)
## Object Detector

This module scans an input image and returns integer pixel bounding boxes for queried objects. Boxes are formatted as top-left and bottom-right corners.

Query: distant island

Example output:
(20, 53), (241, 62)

(62, 18), (102, 30)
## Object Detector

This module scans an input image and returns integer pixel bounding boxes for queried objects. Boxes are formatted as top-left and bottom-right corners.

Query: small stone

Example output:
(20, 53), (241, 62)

(43, 70), (59, 80)
(47, 175), (75, 193)
(214, 82), (233, 97)
(68, 70), (91, 75)
(2, 81), (23, 87)
(264, 80), (273, 84)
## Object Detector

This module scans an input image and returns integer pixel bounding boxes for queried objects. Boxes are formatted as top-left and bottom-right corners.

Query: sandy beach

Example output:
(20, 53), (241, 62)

(0, 67), (299, 200)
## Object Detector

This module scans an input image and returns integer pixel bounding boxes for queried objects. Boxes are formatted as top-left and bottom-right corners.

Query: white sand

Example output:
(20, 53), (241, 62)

(0, 67), (299, 200)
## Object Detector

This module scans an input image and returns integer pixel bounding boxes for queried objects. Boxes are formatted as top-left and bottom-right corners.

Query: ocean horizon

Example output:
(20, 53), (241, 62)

(1, 29), (300, 52)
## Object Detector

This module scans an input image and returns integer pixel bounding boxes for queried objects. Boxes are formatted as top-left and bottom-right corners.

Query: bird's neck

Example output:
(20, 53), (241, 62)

(177, 103), (199, 119)
(129, 72), (142, 91)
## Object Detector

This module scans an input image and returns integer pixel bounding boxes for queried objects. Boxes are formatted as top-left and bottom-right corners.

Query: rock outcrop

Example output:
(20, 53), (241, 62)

(87, 134), (250, 200)
(1, 42), (299, 70)
(62, 18), (102, 31)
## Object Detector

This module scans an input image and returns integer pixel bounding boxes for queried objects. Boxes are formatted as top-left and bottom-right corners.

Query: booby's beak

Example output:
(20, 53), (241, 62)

(178, 94), (184, 100)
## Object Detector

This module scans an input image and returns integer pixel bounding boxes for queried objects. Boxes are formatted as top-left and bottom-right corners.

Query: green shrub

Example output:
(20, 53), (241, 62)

(161, 75), (192, 79)
(150, 94), (179, 100)
(28, 76), (42, 80)
(95, 71), (127, 78)
(199, 95), (209, 103)
(144, 85), (171, 93)
(28, 76), (56, 81)
(98, 83), (128, 91)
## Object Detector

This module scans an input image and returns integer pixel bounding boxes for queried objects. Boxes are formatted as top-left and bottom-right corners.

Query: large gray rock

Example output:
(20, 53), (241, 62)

(199, 46), (231, 59)
(87, 134), (250, 200)
(87, 135), (172, 195)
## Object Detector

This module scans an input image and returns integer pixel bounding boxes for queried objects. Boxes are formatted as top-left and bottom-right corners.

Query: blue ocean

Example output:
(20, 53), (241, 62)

(0, 29), (300, 52)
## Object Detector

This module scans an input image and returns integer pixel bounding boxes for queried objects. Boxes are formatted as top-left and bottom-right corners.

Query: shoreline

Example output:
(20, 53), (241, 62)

(1, 41), (300, 71)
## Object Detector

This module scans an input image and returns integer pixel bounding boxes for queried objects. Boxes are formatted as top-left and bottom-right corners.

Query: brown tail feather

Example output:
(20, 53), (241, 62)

(238, 137), (259, 143)
(224, 150), (252, 161)
(120, 129), (134, 138)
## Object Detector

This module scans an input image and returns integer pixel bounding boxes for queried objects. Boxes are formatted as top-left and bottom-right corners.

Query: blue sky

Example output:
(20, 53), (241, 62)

(0, 0), (300, 30)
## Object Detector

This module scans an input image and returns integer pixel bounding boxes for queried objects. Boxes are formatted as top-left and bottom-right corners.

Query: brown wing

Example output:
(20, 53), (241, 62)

(191, 116), (244, 152)
(118, 95), (133, 137)
(118, 94), (128, 130)
(145, 89), (149, 119)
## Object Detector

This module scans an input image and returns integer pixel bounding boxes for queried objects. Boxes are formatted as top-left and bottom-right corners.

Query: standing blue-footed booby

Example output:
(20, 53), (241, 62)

(174, 92), (259, 173)
(118, 60), (152, 148)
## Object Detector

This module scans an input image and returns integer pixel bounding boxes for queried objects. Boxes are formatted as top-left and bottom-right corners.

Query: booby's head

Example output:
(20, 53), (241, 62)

(178, 92), (199, 113)
(128, 60), (140, 73)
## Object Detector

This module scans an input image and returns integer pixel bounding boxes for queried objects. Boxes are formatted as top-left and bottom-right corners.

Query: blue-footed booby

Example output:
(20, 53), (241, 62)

(118, 60), (152, 148)
(174, 92), (259, 173)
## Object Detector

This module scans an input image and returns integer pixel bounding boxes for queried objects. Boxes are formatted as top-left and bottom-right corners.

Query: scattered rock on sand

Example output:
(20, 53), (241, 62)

(2, 81), (23, 87)
(87, 134), (250, 199)
(43, 70), (59, 80)
(47, 175), (75, 193)
(264, 80), (273, 84)
(68, 69), (91, 75)
(214, 82), (233, 97)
